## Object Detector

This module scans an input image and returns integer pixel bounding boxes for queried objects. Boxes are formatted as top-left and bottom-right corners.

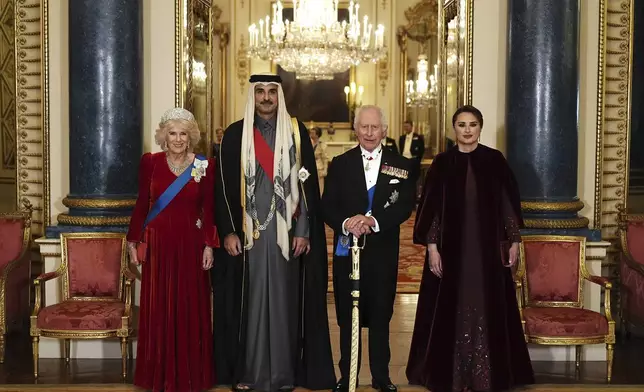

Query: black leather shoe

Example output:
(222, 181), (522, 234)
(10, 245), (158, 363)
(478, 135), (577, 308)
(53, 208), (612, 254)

(333, 381), (349, 392)
(371, 379), (397, 392)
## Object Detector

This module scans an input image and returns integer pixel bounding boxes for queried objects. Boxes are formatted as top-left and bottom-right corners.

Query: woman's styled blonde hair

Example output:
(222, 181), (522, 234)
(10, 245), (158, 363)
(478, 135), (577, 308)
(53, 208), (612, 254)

(155, 118), (201, 152)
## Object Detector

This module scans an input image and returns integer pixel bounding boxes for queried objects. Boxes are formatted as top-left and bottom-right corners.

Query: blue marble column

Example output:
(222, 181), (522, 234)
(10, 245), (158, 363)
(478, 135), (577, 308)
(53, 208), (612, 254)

(47, 0), (142, 237)
(506, 0), (598, 239)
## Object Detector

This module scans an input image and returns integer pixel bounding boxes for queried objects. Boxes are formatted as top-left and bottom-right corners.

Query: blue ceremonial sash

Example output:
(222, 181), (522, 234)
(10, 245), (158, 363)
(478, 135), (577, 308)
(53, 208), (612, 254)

(142, 154), (205, 229)
(335, 185), (376, 256)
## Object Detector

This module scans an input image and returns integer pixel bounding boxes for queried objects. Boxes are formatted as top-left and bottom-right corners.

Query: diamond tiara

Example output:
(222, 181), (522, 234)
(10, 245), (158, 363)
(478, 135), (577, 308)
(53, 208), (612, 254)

(160, 107), (195, 123)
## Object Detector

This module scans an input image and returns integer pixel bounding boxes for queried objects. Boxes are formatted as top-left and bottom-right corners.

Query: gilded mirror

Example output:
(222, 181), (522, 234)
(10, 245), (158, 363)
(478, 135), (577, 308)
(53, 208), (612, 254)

(176, 0), (230, 157)
(397, 0), (439, 160)
(438, 0), (473, 148)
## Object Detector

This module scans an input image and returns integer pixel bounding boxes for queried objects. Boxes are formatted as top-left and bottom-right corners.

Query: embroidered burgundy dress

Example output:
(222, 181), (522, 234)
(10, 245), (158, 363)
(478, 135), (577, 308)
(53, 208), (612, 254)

(127, 152), (217, 392)
(406, 145), (533, 392)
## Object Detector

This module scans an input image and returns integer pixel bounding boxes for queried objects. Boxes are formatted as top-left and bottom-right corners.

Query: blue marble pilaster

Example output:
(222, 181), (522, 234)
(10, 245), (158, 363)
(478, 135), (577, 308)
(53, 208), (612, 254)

(506, 0), (598, 239)
(47, 0), (142, 237)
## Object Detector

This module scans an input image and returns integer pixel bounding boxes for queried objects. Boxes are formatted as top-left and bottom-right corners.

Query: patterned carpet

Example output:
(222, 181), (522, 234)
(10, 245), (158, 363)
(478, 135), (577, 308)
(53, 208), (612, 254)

(325, 213), (425, 293)
(0, 385), (639, 391)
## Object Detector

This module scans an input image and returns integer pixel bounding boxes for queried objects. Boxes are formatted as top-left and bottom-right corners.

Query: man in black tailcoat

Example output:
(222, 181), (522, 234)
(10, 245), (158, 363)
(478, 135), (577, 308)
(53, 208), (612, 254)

(398, 120), (425, 180)
(323, 105), (415, 392)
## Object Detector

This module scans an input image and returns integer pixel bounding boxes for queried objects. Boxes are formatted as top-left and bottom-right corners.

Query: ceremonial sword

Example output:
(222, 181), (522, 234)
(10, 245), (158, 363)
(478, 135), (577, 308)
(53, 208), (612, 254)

(348, 235), (364, 392)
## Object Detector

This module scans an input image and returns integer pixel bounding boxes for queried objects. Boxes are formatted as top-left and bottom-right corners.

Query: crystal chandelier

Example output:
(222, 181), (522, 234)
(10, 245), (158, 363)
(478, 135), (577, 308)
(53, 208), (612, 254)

(247, 0), (387, 80)
(406, 55), (438, 108)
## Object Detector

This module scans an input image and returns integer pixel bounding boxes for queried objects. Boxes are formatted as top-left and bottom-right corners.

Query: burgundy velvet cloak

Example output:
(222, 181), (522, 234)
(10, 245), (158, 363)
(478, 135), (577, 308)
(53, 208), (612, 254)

(406, 145), (533, 392)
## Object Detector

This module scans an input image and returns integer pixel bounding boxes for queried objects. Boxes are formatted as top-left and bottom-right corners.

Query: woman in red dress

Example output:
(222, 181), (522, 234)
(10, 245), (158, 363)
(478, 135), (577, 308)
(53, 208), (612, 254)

(126, 107), (216, 391)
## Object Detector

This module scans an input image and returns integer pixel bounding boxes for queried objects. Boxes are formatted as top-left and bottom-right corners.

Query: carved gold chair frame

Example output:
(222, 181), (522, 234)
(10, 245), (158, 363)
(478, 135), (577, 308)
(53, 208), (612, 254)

(515, 235), (615, 381)
(0, 200), (33, 363)
(617, 208), (644, 334)
(617, 209), (644, 275)
(30, 232), (136, 378)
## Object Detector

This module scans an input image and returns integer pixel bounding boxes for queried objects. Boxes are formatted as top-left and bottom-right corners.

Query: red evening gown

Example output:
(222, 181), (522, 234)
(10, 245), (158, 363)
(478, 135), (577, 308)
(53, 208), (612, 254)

(127, 152), (217, 392)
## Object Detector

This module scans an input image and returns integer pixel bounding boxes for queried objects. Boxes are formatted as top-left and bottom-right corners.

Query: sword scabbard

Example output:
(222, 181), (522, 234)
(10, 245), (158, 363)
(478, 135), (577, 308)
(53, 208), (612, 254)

(348, 235), (362, 392)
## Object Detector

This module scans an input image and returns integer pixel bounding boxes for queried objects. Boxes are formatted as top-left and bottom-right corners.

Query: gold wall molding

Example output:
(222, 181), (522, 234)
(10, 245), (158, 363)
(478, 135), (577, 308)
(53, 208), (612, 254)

(236, 35), (249, 93)
(1, 0), (16, 183)
(14, 0), (49, 235)
(599, 0), (633, 251)
(378, 53), (389, 96)
(213, 6), (230, 128)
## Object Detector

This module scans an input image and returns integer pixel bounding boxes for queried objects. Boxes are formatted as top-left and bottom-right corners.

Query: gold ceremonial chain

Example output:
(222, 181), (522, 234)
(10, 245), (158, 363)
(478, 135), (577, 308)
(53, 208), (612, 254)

(251, 194), (276, 240)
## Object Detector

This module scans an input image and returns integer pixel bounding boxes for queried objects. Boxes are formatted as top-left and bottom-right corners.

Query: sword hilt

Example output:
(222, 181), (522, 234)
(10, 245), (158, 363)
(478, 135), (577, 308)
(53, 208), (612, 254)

(349, 235), (363, 281)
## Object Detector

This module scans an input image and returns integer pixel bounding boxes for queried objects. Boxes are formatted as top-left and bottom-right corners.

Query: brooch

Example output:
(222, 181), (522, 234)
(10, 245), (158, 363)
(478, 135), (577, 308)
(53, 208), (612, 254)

(298, 167), (310, 183)
(196, 219), (202, 228)
(385, 190), (399, 209)
(192, 158), (208, 183)
(381, 165), (408, 179)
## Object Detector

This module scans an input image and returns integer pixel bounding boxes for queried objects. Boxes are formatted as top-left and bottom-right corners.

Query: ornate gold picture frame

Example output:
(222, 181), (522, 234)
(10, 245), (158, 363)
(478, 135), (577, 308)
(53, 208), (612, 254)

(176, 0), (229, 157)
(437, 0), (473, 151)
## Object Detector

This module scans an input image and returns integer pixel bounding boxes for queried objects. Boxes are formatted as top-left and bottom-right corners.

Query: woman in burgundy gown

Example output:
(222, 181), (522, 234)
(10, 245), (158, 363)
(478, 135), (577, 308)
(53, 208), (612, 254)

(406, 105), (533, 392)
(127, 108), (217, 391)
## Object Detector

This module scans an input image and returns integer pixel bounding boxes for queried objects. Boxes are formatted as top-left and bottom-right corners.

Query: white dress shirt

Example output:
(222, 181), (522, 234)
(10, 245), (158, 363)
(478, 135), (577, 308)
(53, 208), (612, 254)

(342, 146), (381, 235)
(402, 133), (414, 159)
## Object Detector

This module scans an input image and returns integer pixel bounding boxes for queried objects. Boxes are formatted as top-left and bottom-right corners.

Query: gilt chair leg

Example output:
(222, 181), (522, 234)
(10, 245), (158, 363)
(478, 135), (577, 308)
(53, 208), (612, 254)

(120, 337), (128, 378)
(607, 343), (614, 383)
(64, 339), (71, 364)
(575, 345), (582, 369)
(0, 333), (5, 364)
(32, 337), (39, 378)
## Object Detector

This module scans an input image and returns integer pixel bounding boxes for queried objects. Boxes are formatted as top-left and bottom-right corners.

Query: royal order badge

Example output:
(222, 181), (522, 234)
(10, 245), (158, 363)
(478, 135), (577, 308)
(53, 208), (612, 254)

(192, 158), (208, 183)
(298, 167), (310, 183)
(389, 190), (399, 204)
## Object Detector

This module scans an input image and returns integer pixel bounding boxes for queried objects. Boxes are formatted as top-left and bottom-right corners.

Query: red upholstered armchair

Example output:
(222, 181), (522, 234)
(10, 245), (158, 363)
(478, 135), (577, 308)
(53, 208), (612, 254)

(618, 210), (644, 336)
(30, 233), (137, 378)
(515, 235), (615, 382)
(0, 200), (33, 363)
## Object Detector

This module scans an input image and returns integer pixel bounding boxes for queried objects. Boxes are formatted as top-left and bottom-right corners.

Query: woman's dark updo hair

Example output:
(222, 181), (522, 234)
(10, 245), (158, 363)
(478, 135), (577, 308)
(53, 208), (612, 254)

(312, 127), (323, 138)
(452, 105), (484, 128)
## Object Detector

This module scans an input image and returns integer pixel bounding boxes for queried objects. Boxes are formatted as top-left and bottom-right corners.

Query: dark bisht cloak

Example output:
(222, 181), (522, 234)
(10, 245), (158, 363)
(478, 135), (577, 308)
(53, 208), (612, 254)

(406, 144), (533, 391)
(212, 118), (336, 390)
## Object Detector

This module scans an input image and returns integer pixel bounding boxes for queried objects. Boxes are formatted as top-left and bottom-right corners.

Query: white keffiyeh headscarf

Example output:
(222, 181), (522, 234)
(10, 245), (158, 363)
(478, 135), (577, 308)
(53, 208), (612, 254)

(241, 77), (300, 260)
